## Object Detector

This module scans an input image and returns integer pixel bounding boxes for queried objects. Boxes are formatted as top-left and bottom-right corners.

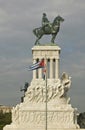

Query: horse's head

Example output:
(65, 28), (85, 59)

(53, 15), (64, 25)
(56, 15), (64, 22)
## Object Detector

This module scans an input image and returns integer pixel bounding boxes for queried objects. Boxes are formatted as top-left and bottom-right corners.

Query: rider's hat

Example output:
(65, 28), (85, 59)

(43, 13), (46, 16)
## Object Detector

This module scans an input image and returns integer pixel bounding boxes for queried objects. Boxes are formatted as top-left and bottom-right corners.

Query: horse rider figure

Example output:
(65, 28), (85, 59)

(42, 13), (52, 31)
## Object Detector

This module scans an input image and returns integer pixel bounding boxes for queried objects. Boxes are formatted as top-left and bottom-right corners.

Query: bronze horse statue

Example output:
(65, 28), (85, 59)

(33, 15), (64, 45)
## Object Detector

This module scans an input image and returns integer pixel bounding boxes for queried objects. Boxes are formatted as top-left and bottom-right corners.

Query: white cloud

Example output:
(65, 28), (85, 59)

(0, 0), (85, 112)
(0, 8), (9, 23)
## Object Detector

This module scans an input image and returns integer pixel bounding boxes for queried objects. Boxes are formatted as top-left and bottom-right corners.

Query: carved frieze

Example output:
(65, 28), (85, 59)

(25, 73), (71, 104)
(14, 110), (77, 128)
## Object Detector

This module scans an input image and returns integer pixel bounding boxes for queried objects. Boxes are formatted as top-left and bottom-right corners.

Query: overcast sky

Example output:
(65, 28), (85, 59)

(0, 0), (85, 113)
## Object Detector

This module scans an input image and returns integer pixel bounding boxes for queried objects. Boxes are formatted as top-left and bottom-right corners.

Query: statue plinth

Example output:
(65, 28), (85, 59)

(32, 45), (61, 79)
(4, 45), (81, 130)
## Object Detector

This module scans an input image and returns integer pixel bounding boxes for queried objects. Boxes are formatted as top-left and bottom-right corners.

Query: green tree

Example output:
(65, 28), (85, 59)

(0, 111), (11, 130)
(77, 112), (85, 128)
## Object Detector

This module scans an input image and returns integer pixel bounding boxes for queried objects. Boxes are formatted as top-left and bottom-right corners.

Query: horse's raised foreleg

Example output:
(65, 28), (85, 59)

(33, 27), (44, 45)
(35, 38), (40, 45)
(35, 35), (43, 45)
(33, 29), (40, 45)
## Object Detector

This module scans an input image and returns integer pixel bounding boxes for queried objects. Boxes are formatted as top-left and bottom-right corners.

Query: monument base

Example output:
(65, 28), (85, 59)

(4, 124), (85, 130)
(3, 45), (81, 130)
(4, 79), (80, 130)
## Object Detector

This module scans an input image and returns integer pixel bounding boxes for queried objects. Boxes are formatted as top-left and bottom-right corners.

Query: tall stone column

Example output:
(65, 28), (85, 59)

(55, 59), (59, 79)
(50, 59), (53, 78)
(33, 59), (36, 79)
(39, 59), (42, 79)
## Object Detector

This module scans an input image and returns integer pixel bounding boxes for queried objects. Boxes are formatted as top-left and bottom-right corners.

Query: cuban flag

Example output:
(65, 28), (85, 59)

(28, 59), (45, 71)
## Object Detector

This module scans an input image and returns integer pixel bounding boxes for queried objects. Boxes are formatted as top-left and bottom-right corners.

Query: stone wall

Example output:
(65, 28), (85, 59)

(0, 105), (12, 113)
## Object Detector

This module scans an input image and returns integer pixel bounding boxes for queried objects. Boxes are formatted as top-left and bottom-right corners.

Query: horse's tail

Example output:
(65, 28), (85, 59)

(33, 28), (37, 36)
(33, 28), (39, 37)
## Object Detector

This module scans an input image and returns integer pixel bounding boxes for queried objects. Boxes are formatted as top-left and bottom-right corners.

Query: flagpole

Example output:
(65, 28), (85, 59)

(45, 55), (47, 130)
(45, 72), (47, 130)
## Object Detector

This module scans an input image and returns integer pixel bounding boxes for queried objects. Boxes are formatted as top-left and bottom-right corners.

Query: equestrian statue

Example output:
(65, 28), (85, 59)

(33, 13), (64, 45)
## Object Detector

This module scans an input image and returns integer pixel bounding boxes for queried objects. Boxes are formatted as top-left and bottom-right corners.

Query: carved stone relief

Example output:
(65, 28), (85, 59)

(25, 73), (71, 104)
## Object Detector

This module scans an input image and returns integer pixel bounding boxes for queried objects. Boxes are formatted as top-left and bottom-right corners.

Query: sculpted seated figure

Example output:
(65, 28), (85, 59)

(42, 13), (52, 31)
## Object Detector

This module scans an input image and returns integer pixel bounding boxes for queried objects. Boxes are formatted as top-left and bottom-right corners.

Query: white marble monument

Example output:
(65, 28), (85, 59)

(4, 45), (81, 130)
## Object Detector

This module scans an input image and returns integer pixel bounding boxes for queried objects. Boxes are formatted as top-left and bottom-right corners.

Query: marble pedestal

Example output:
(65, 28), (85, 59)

(4, 79), (79, 130)
(3, 45), (82, 130)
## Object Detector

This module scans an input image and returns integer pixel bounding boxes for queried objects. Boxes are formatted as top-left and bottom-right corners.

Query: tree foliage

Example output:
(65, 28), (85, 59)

(0, 111), (11, 130)
(77, 112), (85, 128)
